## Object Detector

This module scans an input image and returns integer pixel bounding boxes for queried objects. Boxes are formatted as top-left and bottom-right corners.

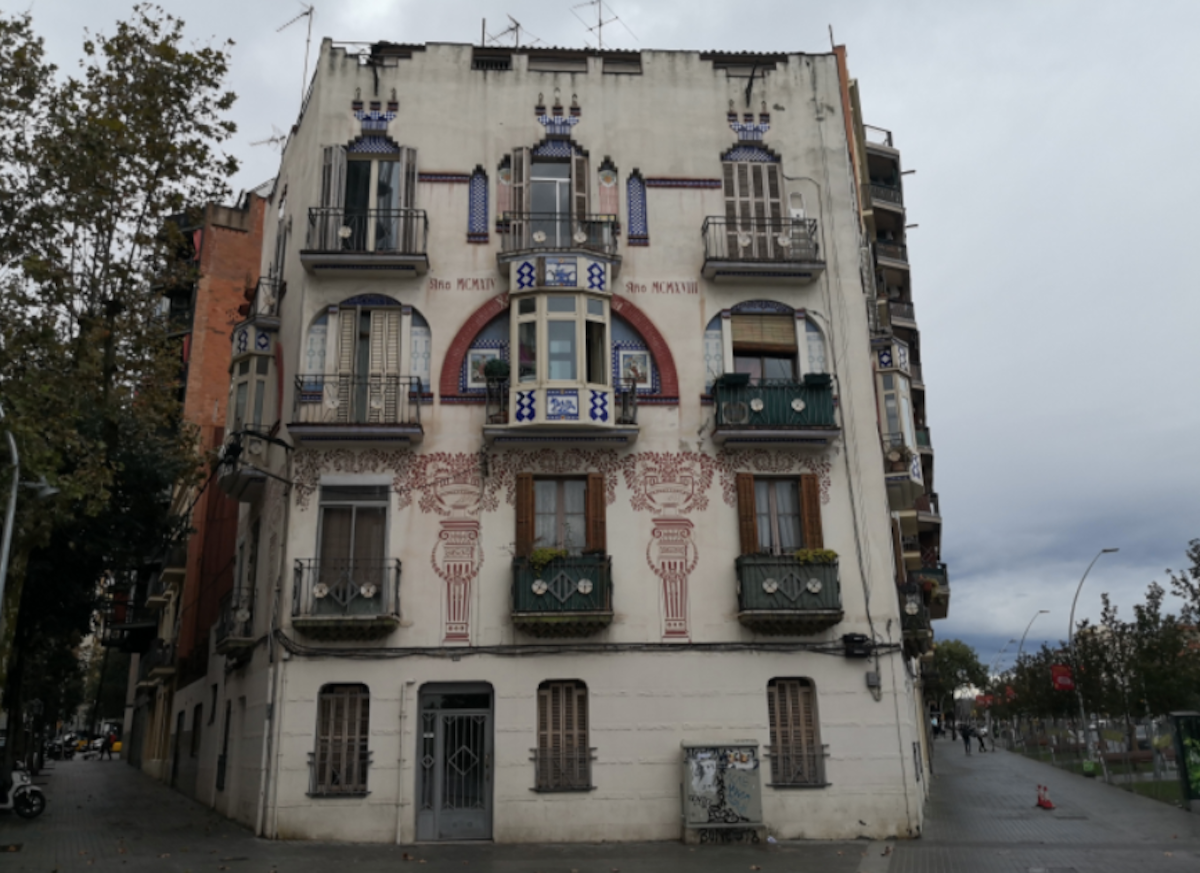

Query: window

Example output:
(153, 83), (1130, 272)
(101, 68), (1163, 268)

(312, 684), (371, 796)
(766, 678), (824, 786)
(318, 486), (387, 574)
(230, 356), (272, 433)
(531, 162), (572, 246)
(535, 479), (587, 553)
(506, 148), (589, 249)
(735, 474), (823, 556)
(317, 145), (417, 252)
(510, 294), (609, 386)
(723, 160), (784, 259)
(190, 704), (203, 757)
(516, 473), (606, 557)
(732, 313), (796, 383)
(535, 681), (592, 791)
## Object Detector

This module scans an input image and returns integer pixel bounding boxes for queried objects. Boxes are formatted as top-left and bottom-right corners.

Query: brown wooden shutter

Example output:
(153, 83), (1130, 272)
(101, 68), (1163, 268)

(515, 473), (535, 558)
(537, 681), (588, 790)
(731, 314), (797, 352)
(736, 473), (758, 556)
(800, 474), (823, 549)
(585, 472), (606, 553)
(571, 153), (589, 221)
(335, 308), (357, 423)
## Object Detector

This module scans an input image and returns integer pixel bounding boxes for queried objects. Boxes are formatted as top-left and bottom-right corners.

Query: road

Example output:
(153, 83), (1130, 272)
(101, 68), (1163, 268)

(2, 740), (1198, 872)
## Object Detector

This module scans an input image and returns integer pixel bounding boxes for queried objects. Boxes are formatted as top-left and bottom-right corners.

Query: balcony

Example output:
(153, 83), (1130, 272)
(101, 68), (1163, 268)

(99, 595), (158, 653)
(875, 240), (908, 268)
(712, 375), (838, 449)
(483, 379), (639, 446)
(736, 555), (843, 635)
(300, 207), (429, 277)
(243, 276), (281, 329)
(217, 427), (271, 501)
(292, 558), (401, 641)
(701, 216), (825, 284)
(144, 572), (170, 610)
(142, 639), (176, 680)
(214, 588), (255, 656)
(910, 363), (924, 389)
(497, 212), (621, 292)
(162, 542), (188, 583)
(869, 182), (904, 209)
(289, 375), (423, 447)
(901, 596), (934, 656)
(910, 563), (950, 621)
(888, 300), (915, 329)
(511, 554), (613, 637)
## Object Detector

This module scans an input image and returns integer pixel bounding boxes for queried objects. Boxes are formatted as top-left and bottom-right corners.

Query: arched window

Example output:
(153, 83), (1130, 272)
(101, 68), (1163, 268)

(766, 678), (824, 786)
(312, 683), (371, 796)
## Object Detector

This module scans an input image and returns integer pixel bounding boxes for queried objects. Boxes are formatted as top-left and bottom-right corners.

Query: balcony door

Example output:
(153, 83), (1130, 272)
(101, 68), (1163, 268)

(319, 145), (417, 252)
(316, 486), (387, 614)
(531, 162), (571, 246)
(722, 160), (785, 260)
(334, 306), (402, 424)
(508, 148), (588, 249)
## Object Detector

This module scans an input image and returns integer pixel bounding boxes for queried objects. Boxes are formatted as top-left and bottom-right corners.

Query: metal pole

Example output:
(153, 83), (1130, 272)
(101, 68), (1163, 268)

(0, 402), (19, 641)
(1015, 610), (1049, 747)
(1068, 548), (1118, 759)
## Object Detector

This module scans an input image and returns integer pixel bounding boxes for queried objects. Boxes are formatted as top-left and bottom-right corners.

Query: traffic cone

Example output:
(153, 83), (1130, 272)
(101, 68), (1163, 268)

(1035, 784), (1055, 810)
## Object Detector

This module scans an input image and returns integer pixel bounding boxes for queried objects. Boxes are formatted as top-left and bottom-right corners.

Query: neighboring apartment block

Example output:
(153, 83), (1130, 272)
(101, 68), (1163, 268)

(146, 39), (949, 843)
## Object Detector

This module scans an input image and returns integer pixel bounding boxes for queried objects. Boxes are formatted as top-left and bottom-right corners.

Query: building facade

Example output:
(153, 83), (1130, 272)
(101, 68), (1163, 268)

(177, 39), (948, 843)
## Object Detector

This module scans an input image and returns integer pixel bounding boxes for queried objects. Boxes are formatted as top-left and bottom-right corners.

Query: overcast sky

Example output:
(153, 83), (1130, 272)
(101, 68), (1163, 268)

(30, 0), (1200, 667)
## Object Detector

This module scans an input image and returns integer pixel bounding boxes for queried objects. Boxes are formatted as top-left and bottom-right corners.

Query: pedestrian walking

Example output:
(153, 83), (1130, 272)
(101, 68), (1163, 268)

(100, 733), (114, 761)
(977, 725), (988, 753)
(949, 722), (957, 742)
(961, 722), (972, 755)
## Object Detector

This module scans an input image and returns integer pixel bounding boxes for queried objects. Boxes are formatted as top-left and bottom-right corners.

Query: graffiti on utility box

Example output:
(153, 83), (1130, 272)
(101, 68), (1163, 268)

(682, 744), (763, 827)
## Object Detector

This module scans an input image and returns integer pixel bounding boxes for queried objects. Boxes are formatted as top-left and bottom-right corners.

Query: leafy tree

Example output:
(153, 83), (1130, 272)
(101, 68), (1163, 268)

(0, 4), (237, 785)
(931, 638), (988, 717)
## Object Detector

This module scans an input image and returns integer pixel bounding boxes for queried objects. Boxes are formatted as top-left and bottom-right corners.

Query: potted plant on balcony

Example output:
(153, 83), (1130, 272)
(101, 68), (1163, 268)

(483, 358), (510, 382)
(793, 548), (839, 565)
(484, 359), (511, 423)
(884, 443), (914, 472)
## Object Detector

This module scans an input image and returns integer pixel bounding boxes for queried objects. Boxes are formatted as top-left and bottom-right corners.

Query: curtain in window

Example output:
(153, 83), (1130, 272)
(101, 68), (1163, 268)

(755, 480), (772, 553)
(562, 480), (586, 553)
(806, 321), (827, 374)
(775, 481), (802, 551)
(534, 481), (558, 549)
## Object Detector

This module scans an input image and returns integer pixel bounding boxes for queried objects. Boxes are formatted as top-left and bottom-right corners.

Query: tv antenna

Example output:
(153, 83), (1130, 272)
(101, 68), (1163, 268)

(571, 0), (637, 50)
(278, 4), (315, 105)
(483, 14), (543, 49)
(251, 124), (287, 152)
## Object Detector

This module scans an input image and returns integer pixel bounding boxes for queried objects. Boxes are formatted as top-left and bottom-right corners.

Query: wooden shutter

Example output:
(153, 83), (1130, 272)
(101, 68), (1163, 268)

(335, 308), (357, 423)
(764, 164), (784, 260)
(515, 473), (535, 558)
(510, 147), (530, 246)
(722, 162), (740, 256)
(367, 310), (402, 423)
(320, 146), (347, 249)
(800, 474), (823, 549)
(768, 679), (818, 785)
(585, 472), (606, 553)
(571, 152), (589, 222)
(731, 314), (797, 353)
(398, 146), (418, 251)
(736, 473), (758, 556)
(537, 681), (589, 790)
(315, 685), (369, 795)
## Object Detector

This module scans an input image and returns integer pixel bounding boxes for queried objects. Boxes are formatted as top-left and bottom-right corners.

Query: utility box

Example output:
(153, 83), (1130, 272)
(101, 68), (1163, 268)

(1169, 711), (1200, 812)
(681, 742), (765, 844)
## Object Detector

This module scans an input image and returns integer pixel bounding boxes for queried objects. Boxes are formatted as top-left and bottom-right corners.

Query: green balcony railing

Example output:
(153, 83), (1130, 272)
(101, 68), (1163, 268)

(736, 555), (843, 635)
(911, 562), (949, 620)
(512, 555), (613, 637)
(713, 377), (837, 429)
(901, 598), (933, 652)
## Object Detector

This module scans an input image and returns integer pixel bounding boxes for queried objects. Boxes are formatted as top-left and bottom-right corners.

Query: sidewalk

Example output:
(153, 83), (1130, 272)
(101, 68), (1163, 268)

(891, 738), (1200, 873)
(3, 745), (1198, 873)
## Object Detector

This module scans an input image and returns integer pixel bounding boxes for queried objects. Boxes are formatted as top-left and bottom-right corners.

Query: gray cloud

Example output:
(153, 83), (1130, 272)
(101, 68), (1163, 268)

(30, 0), (1200, 655)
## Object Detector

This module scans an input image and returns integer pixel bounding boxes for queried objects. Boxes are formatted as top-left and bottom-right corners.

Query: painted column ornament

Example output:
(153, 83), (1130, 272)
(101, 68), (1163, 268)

(422, 455), (487, 643)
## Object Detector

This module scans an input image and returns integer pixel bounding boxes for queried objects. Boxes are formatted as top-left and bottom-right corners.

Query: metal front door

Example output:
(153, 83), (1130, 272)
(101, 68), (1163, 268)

(416, 684), (493, 841)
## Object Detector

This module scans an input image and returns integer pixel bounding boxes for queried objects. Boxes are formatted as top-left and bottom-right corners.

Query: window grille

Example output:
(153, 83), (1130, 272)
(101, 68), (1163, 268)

(766, 678), (825, 786)
(534, 680), (593, 791)
(311, 684), (372, 795)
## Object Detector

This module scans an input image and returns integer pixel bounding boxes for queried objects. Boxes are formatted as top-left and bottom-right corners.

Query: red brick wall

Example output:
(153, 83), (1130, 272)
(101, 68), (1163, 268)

(175, 196), (265, 671)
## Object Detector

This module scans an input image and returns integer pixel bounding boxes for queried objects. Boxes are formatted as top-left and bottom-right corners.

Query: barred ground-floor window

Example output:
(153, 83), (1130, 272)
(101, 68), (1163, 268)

(311, 683), (371, 796)
(767, 678), (825, 786)
(535, 680), (593, 791)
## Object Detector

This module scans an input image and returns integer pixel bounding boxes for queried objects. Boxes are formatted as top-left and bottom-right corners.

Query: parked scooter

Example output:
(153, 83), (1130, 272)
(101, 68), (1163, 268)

(0, 766), (47, 818)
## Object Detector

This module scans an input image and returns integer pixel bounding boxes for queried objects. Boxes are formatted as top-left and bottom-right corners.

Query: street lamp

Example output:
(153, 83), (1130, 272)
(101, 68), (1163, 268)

(1067, 548), (1119, 758)
(1017, 609), (1050, 662)
(990, 639), (1019, 676)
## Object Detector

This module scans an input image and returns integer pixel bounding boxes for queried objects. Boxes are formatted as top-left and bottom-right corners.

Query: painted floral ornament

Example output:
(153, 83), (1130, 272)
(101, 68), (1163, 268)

(313, 583), (329, 599)
(577, 578), (593, 595)
(533, 230), (547, 243)
(762, 578), (779, 594)
(791, 398), (806, 412)
(750, 398), (764, 412)
(359, 583), (378, 599)
(532, 579), (548, 596)
(806, 578), (822, 594)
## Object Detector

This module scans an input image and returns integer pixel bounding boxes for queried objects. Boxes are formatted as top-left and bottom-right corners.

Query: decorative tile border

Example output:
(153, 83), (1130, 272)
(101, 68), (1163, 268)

(644, 178), (722, 189)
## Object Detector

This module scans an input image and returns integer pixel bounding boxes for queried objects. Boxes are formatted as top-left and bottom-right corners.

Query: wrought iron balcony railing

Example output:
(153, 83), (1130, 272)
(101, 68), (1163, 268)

(902, 597), (932, 635)
(888, 300), (914, 322)
(293, 558), (401, 621)
(247, 276), (280, 320)
(305, 207), (428, 255)
(293, 374), (422, 427)
(869, 182), (903, 206)
(915, 428), (931, 448)
(531, 747), (595, 792)
(736, 555), (843, 635)
(512, 554), (613, 636)
(702, 216), (821, 263)
(141, 638), (176, 678)
(876, 240), (908, 263)
(215, 588), (255, 654)
(766, 747), (828, 787)
(498, 212), (619, 257)
(713, 378), (836, 429)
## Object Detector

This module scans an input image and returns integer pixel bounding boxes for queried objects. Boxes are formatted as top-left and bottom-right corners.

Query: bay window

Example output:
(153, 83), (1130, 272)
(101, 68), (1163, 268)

(510, 293), (609, 386)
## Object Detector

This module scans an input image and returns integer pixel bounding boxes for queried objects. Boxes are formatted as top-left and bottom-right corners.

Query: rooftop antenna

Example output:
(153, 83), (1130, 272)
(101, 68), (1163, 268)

(251, 124), (287, 152)
(571, 0), (638, 50)
(484, 14), (544, 49)
(278, 4), (315, 105)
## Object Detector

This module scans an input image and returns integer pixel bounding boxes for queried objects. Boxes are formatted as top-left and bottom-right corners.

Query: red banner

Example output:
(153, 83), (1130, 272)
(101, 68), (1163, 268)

(1051, 664), (1075, 691)
(974, 694), (996, 708)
